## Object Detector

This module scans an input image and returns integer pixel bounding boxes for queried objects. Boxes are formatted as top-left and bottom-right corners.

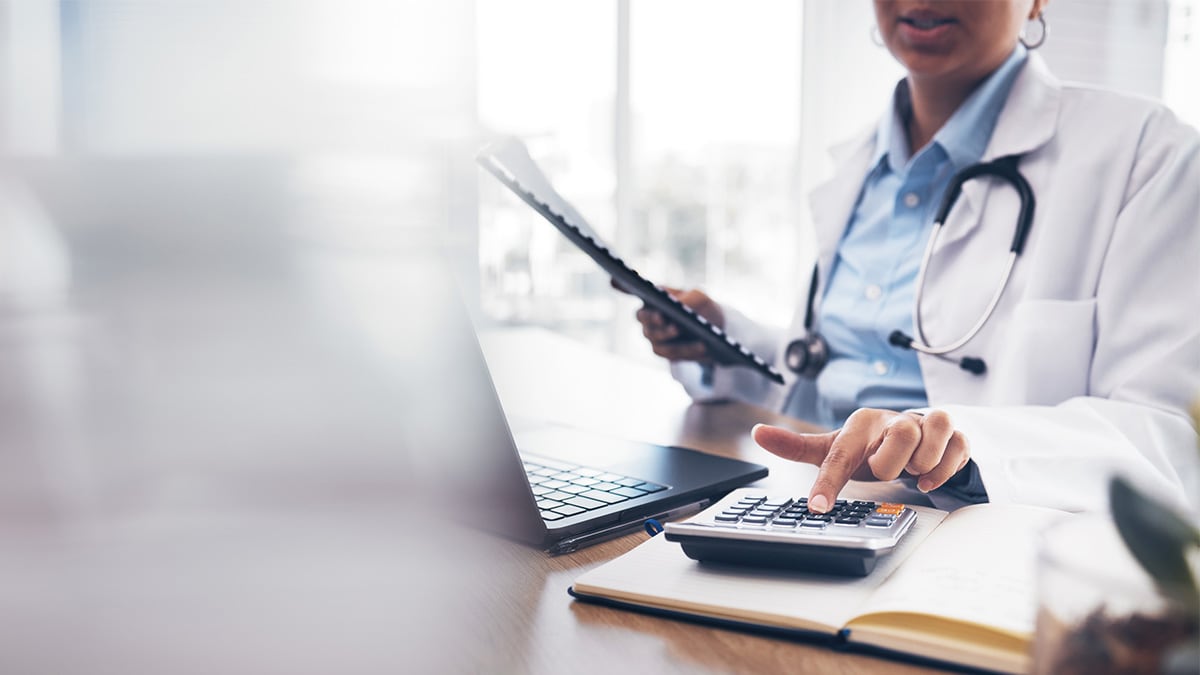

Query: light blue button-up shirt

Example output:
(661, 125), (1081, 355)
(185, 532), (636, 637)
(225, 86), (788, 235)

(814, 46), (1028, 429)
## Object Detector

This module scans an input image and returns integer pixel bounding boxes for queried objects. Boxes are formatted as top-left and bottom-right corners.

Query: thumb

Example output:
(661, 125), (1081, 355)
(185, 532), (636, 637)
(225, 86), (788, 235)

(751, 424), (836, 466)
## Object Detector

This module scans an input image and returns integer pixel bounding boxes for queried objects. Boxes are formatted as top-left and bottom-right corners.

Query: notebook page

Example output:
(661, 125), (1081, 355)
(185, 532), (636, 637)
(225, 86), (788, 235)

(572, 505), (948, 634)
(850, 503), (1066, 637)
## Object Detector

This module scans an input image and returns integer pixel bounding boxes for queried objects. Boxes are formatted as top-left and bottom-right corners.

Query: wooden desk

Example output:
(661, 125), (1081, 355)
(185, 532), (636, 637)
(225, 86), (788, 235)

(0, 313), (939, 674)
(0, 170), (935, 673)
(476, 328), (942, 675)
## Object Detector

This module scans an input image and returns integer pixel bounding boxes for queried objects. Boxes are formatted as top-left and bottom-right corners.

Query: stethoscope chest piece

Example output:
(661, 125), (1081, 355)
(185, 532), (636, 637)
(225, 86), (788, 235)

(784, 334), (829, 379)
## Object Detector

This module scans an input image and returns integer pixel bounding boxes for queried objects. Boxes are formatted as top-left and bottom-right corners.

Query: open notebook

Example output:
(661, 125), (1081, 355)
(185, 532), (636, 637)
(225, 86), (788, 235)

(570, 500), (1067, 674)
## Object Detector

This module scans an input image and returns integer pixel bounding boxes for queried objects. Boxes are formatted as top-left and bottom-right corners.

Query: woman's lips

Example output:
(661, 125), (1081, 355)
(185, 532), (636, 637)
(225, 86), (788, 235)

(900, 14), (956, 29)
(897, 15), (958, 46)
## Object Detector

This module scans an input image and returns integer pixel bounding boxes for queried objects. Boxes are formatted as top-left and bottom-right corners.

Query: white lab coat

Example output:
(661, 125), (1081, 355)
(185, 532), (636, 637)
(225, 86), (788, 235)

(673, 53), (1200, 515)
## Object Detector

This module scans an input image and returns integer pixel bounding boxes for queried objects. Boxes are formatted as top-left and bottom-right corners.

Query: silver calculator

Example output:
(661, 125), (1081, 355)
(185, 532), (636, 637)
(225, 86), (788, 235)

(663, 488), (917, 576)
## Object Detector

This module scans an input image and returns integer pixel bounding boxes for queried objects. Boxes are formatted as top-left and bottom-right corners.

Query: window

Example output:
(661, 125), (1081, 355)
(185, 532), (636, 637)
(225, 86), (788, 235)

(628, 1), (801, 342)
(1165, 0), (1200, 127)
(476, 0), (617, 341)
(477, 1), (802, 358)
(477, 0), (1198, 365)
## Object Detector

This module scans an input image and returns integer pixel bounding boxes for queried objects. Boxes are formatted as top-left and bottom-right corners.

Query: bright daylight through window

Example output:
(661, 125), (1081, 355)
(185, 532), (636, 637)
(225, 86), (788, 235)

(475, 0), (1199, 361)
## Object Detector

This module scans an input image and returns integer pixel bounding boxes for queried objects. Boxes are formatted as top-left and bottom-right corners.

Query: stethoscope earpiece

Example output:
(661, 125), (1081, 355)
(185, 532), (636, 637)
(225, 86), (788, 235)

(959, 357), (987, 375)
(887, 330), (914, 350)
(890, 330), (987, 375)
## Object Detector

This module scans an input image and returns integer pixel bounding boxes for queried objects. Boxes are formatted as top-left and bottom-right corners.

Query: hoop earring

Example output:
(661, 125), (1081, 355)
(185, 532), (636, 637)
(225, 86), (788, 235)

(1019, 13), (1047, 49)
(870, 25), (884, 48)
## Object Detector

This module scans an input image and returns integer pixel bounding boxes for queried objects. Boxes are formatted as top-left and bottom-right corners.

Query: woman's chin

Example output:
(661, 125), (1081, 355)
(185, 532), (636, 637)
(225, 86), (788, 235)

(895, 52), (970, 83)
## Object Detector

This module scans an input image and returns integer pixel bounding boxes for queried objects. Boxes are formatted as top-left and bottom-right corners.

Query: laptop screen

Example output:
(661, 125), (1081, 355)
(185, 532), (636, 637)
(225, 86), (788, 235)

(397, 259), (548, 546)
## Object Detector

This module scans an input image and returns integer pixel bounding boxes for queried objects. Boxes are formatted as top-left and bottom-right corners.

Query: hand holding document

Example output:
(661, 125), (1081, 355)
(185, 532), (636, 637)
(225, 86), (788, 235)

(477, 138), (785, 384)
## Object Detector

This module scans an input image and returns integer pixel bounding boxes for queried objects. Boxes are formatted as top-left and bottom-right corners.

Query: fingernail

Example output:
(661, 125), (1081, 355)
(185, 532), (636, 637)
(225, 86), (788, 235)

(917, 479), (933, 493)
(809, 495), (829, 513)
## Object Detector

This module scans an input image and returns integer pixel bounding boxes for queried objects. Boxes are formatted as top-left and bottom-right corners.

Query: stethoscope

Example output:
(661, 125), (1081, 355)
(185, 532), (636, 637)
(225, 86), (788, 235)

(785, 154), (1035, 379)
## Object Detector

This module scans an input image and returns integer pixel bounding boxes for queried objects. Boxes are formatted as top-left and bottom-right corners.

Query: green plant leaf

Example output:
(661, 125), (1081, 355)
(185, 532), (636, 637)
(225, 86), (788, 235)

(1109, 476), (1200, 609)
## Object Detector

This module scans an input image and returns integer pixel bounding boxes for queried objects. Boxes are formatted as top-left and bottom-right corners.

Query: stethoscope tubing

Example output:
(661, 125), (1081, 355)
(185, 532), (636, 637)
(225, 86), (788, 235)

(908, 154), (1034, 356)
(910, 240), (1018, 356)
(787, 154), (1035, 377)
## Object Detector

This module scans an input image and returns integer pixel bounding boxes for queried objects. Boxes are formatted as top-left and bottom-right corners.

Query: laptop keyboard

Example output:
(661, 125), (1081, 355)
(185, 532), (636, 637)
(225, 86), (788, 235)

(522, 455), (667, 522)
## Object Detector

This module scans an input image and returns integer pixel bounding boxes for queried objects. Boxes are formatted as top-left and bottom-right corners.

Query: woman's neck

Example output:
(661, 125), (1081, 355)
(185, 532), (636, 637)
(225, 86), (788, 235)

(904, 75), (978, 155)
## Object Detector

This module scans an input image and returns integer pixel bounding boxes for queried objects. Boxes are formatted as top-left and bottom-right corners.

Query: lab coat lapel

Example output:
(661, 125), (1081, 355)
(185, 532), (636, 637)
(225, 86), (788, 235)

(932, 53), (1062, 253)
(919, 54), (1063, 405)
(807, 129), (875, 289)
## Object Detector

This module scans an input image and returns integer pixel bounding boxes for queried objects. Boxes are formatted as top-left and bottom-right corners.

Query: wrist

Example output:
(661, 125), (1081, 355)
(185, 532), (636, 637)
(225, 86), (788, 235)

(940, 459), (988, 502)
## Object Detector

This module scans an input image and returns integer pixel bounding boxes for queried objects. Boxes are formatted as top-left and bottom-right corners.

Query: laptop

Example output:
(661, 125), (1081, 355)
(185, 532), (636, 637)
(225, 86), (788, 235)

(11, 156), (766, 558)
(403, 262), (769, 554)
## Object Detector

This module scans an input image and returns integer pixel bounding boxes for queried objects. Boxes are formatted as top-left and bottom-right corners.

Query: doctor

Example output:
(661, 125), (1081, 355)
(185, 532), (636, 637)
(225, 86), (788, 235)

(635, 0), (1200, 515)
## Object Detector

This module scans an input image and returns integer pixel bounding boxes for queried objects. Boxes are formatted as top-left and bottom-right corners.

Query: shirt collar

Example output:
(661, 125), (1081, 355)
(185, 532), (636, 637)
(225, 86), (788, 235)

(871, 44), (1029, 174)
(870, 82), (911, 175)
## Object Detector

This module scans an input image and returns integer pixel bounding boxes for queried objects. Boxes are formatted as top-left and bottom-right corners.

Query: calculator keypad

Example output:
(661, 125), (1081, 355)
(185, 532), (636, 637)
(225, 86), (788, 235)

(664, 489), (917, 574)
(709, 495), (907, 532)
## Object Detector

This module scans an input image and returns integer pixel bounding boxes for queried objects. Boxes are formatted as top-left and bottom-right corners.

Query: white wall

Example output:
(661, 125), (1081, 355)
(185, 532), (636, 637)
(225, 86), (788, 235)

(50, 1), (475, 155)
(0, 0), (61, 154)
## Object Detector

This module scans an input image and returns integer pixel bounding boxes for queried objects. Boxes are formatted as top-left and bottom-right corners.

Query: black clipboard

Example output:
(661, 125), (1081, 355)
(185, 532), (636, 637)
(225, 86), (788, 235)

(477, 141), (784, 385)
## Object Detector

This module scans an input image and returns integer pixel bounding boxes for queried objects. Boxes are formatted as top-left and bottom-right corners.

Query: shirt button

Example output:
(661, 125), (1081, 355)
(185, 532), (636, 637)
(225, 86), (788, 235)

(864, 284), (882, 301)
(903, 192), (921, 208)
(872, 360), (890, 376)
